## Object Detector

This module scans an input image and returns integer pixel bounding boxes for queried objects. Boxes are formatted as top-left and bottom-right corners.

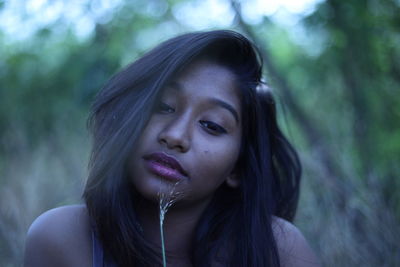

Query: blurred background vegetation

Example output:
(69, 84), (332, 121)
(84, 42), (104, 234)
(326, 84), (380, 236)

(1, 0), (399, 266)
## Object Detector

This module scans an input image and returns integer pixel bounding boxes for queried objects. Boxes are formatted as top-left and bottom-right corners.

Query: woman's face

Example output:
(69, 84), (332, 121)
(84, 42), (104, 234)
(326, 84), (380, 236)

(128, 60), (242, 207)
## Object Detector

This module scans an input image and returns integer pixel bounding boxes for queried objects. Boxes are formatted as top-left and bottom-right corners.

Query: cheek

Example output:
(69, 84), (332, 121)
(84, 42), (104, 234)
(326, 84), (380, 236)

(132, 116), (162, 155)
(127, 119), (157, 179)
(196, 138), (241, 181)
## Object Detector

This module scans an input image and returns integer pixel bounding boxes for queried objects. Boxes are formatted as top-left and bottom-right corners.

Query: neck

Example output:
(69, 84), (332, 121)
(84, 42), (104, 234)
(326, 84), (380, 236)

(135, 197), (211, 262)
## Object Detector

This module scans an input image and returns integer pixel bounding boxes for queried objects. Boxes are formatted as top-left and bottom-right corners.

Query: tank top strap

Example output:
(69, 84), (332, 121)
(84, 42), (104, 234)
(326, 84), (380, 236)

(92, 230), (104, 267)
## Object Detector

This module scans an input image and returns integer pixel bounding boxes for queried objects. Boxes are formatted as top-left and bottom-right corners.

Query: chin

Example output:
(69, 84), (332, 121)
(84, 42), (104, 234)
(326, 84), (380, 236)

(132, 175), (185, 203)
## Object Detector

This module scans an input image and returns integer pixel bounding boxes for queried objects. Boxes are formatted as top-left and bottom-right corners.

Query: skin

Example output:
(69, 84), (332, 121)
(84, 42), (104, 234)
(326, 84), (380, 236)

(128, 60), (242, 205)
(24, 61), (320, 267)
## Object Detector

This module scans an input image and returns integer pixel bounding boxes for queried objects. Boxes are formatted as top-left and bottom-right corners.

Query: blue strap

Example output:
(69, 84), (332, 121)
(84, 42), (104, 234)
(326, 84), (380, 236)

(92, 230), (104, 267)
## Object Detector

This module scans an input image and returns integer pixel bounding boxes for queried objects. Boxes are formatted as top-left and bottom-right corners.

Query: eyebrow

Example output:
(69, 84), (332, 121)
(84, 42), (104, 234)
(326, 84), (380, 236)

(208, 98), (239, 123)
(167, 81), (240, 123)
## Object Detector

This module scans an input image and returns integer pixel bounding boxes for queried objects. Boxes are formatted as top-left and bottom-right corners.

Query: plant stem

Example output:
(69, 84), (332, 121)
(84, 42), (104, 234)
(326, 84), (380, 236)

(160, 210), (167, 267)
(158, 182), (181, 267)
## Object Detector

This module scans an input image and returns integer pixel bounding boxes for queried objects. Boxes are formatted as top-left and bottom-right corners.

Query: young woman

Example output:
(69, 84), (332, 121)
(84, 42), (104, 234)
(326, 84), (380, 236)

(24, 30), (319, 267)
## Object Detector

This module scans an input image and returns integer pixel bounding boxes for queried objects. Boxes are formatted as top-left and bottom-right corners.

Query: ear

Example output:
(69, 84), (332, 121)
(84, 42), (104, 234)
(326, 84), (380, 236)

(225, 173), (240, 188)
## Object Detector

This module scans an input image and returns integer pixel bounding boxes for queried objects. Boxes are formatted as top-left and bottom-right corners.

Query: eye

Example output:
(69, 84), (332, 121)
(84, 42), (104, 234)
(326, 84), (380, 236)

(199, 120), (227, 135)
(157, 102), (175, 114)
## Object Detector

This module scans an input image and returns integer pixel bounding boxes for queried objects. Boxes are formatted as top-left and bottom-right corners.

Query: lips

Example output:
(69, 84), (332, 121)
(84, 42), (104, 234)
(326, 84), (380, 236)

(143, 152), (188, 182)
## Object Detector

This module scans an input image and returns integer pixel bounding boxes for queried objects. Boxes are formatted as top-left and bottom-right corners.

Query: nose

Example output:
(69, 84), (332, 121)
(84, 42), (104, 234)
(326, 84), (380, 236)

(158, 116), (191, 153)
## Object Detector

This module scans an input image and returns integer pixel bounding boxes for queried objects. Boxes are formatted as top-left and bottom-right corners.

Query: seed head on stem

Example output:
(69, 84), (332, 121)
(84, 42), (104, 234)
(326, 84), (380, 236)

(158, 181), (182, 267)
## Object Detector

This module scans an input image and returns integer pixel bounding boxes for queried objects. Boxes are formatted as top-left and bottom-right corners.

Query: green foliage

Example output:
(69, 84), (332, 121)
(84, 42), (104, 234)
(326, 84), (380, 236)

(1, 0), (399, 266)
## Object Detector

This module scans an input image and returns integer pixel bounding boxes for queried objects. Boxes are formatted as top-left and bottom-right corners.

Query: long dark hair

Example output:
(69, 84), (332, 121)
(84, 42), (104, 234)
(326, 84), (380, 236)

(83, 30), (301, 267)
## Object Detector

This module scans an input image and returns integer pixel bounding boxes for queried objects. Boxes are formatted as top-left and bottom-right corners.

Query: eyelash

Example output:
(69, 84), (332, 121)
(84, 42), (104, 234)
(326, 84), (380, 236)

(157, 102), (227, 135)
(199, 120), (227, 135)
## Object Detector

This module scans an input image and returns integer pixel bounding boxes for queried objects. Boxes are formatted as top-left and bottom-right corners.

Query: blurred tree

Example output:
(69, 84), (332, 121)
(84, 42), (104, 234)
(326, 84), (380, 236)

(231, 0), (400, 265)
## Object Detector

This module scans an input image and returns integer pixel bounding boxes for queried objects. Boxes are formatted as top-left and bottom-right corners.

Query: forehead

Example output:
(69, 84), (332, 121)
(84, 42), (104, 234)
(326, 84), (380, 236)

(167, 60), (240, 109)
(177, 60), (236, 85)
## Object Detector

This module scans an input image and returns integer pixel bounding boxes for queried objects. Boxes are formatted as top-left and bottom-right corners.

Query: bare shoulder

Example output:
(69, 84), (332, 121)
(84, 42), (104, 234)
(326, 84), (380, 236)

(24, 204), (92, 267)
(272, 217), (321, 267)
